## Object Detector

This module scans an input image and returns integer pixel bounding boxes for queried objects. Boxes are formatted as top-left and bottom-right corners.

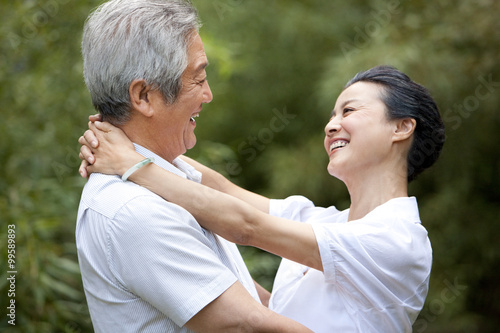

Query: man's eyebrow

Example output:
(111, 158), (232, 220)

(193, 61), (209, 76)
(330, 98), (359, 117)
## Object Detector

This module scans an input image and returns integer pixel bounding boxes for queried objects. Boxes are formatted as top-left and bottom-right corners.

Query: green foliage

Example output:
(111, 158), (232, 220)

(0, 0), (498, 331)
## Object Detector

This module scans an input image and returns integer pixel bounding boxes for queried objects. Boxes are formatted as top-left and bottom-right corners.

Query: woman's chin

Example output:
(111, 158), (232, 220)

(327, 163), (340, 179)
(327, 160), (350, 183)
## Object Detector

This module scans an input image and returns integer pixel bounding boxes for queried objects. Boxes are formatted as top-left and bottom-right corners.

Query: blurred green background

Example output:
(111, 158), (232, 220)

(1, 0), (499, 331)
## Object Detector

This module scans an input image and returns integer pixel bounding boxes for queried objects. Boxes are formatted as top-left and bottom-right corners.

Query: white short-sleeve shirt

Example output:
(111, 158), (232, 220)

(269, 195), (432, 333)
(76, 145), (260, 332)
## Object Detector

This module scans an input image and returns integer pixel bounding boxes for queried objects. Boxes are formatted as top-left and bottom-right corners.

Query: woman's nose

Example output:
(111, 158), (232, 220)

(324, 117), (341, 136)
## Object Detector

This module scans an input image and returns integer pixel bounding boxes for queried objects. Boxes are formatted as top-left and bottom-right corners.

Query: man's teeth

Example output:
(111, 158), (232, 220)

(330, 141), (348, 152)
(190, 114), (200, 122)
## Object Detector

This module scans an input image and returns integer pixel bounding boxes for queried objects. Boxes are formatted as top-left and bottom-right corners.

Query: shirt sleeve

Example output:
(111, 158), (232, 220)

(269, 195), (326, 222)
(107, 193), (238, 327)
(311, 218), (432, 307)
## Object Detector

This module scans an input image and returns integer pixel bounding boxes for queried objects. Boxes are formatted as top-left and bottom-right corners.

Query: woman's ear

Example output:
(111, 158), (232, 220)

(392, 118), (416, 143)
(129, 79), (154, 117)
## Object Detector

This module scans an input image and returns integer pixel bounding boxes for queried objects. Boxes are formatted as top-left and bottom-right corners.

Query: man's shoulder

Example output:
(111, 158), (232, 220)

(80, 173), (161, 219)
(77, 173), (205, 240)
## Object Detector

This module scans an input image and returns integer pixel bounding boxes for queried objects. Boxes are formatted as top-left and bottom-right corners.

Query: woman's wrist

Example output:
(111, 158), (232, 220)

(118, 152), (145, 176)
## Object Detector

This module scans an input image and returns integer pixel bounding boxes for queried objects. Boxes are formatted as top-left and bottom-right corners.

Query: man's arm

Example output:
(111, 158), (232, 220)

(111, 192), (311, 332)
(186, 282), (310, 332)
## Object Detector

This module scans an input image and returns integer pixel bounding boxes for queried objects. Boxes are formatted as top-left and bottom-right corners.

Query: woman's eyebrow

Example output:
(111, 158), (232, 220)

(330, 98), (359, 117)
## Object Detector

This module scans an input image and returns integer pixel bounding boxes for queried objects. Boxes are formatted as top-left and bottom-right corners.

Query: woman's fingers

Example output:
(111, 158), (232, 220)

(91, 121), (134, 148)
(79, 159), (90, 178)
(92, 120), (117, 133)
(78, 120), (138, 176)
(79, 144), (95, 164)
(77, 114), (105, 179)
(78, 134), (93, 151)
(84, 125), (99, 148)
(89, 113), (102, 122)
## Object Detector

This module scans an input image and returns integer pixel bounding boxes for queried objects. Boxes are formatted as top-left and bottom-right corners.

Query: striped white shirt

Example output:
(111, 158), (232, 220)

(76, 144), (259, 332)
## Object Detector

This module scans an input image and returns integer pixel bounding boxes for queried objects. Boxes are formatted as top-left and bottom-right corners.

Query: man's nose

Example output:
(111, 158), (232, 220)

(203, 80), (213, 104)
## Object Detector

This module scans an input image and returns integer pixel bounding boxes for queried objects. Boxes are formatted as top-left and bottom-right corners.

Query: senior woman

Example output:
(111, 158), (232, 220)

(79, 65), (445, 332)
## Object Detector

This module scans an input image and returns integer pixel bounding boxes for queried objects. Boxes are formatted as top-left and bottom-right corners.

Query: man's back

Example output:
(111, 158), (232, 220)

(76, 156), (259, 332)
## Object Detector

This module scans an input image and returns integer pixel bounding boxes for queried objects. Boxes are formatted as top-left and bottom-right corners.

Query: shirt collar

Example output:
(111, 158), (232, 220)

(365, 196), (421, 224)
(133, 143), (202, 183)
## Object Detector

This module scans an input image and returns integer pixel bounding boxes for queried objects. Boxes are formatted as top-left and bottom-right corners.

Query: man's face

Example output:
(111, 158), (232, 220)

(153, 32), (212, 161)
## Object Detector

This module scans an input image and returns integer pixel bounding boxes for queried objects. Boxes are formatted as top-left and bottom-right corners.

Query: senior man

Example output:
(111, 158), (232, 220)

(76, 0), (311, 332)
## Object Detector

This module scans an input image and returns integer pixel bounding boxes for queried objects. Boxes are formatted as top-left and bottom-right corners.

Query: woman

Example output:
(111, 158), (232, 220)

(79, 66), (445, 332)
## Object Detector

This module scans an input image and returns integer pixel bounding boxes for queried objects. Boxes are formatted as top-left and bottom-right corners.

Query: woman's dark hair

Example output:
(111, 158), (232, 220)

(345, 65), (445, 182)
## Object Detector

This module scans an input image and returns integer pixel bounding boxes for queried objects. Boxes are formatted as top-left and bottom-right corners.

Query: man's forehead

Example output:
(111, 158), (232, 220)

(186, 34), (208, 74)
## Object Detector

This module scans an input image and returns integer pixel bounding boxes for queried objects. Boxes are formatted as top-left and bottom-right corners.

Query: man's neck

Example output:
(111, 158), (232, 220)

(119, 122), (180, 164)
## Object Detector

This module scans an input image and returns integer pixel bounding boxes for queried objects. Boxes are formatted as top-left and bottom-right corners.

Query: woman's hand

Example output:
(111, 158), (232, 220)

(78, 114), (102, 178)
(78, 120), (144, 178)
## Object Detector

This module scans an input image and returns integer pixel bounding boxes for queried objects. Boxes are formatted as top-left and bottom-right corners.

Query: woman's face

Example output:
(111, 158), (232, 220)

(324, 81), (398, 181)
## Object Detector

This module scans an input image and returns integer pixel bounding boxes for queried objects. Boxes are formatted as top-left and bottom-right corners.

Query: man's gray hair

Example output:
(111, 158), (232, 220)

(82, 0), (201, 124)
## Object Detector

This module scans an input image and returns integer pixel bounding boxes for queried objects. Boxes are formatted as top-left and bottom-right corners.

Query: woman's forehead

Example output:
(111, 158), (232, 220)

(331, 82), (385, 113)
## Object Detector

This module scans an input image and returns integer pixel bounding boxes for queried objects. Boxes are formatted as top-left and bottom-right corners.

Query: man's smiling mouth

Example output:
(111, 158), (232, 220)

(190, 113), (200, 123)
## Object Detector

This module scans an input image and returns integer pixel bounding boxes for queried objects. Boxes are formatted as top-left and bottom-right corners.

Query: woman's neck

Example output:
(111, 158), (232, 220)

(345, 169), (408, 221)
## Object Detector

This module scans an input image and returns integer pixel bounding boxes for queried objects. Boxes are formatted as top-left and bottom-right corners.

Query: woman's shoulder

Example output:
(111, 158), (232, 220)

(270, 195), (345, 223)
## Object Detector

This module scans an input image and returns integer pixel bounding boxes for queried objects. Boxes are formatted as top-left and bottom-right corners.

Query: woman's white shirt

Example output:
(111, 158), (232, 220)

(268, 196), (432, 333)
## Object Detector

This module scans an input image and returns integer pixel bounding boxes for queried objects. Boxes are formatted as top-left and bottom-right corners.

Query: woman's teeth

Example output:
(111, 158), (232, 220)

(330, 140), (348, 152)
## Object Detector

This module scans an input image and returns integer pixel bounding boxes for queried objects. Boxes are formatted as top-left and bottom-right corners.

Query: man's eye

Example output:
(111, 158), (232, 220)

(343, 108), (354, 114)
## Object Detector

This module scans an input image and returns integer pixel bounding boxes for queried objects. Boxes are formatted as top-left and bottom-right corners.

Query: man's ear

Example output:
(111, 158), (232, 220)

(129, 79), (154, 117)
(392, 118), (416, 143)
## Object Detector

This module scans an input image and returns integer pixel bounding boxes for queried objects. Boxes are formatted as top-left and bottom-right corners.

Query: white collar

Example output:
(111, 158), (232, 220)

(341, 197), (421, 224)
(133, 143), (202, 183)
(363, 196), (420, 223)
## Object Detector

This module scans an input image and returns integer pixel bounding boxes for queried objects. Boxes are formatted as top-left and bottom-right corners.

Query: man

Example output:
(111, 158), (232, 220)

(76, 0), (310, 332)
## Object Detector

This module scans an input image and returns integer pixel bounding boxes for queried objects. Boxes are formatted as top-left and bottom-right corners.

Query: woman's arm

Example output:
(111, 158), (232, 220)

(79, 114), (270, 213)
(129, 161), (323, 271)
(80, 121), (323, 272)
(178, 155), (270, 213)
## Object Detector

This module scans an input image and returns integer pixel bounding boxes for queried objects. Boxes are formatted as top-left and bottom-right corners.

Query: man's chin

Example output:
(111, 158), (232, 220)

(185, 137), (197, 150)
